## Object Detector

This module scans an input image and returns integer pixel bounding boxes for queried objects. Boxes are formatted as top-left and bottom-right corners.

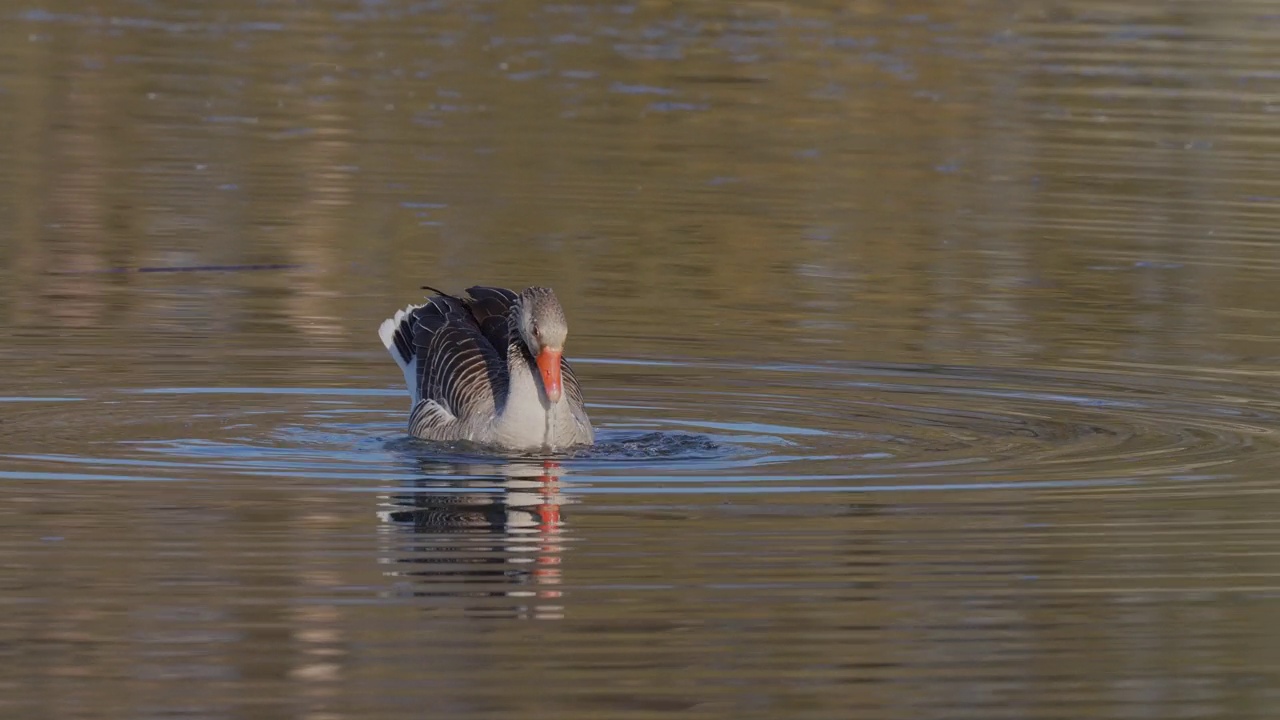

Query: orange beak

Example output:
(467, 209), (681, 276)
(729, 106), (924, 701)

(536, 348), (563, 403)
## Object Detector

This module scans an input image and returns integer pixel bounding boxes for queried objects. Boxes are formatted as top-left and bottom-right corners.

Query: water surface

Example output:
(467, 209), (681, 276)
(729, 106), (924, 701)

(3, 1), (1280, 718)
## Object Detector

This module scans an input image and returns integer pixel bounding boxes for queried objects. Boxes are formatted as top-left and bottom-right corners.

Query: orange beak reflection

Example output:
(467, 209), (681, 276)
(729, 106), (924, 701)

(536, 348), (563, 403)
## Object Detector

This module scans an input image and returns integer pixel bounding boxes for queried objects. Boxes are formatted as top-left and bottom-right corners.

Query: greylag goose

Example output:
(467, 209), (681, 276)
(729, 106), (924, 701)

(378, 285), (594, 450)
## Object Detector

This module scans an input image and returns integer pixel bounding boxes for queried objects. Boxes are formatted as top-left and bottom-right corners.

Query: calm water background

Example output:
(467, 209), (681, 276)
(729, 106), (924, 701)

(3, 1), (1280, 718)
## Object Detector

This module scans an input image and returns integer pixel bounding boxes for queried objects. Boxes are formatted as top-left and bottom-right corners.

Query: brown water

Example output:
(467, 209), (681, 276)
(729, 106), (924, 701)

(3, 1), (1280, 718)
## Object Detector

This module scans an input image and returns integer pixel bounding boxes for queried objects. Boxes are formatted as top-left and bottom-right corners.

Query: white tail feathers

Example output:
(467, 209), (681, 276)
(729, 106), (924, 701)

(378, 304), (423, 406)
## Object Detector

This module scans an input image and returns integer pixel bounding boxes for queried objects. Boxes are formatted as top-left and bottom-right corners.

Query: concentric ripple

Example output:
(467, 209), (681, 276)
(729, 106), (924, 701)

(548, 358), (1279, 497)
(3, 359), (1277, 499)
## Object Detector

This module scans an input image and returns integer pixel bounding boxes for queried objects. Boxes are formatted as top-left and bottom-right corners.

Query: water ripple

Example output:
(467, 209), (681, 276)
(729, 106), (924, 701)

(3, 360), (1276, 502)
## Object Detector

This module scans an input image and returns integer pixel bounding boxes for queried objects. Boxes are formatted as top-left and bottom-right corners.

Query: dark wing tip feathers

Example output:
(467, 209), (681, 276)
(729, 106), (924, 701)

(391, 312), (415, 364)
(464, 286), (519, 303)
(420, 284), (454, 298)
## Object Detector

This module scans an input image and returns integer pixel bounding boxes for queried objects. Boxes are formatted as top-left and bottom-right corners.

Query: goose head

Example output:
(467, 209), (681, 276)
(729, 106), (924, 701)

(516, 287), (570, 404)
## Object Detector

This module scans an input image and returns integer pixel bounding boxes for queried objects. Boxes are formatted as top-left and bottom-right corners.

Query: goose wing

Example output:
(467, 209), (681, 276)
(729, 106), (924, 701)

(463, 286), (519, 353)
(401, 293), (508, 436)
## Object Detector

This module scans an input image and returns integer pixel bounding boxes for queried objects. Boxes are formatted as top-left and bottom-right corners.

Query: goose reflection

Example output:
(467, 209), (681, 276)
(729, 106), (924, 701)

(376, 457), (569, 619)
